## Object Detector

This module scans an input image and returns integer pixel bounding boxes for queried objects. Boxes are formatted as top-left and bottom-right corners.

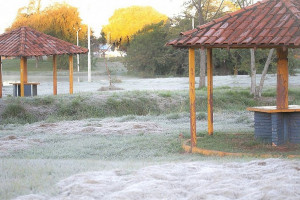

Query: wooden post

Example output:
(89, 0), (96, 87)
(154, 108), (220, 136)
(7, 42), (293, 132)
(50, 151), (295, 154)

(276, 48), (288, 109)
(189, 48), (197, 147)
(20, 57), (25, 97)
(207, 48), (213, 135)
(0, 56), (2, 98)
(24, 57), (28, 83)
(69, 55), (73, 94)
(53, 55), (57, 95)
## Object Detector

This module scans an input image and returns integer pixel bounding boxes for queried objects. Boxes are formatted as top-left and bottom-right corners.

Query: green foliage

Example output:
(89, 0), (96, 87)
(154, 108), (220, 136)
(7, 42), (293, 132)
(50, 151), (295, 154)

(287, 49), (300, 75)
(2, 103), (37, 124)
(125, 16), (300, 77)
(125, 21), (188, 77)
(2, 88), (300, 125)
(2, 58), (52, 72)
(55, 95), (160, 120)
(54, 54), (98, 70)
(166, 113), (181, 120)
(29, 96), (55, 106)
(212, 48), (300, 75)
(197, 112), (207, 120)
(158, 91), (172, 98)
(105, 97), (160, 116)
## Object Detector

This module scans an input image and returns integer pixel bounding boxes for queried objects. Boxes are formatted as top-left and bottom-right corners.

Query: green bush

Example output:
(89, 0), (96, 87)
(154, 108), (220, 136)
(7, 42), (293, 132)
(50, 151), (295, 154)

(2, 103), (37, 124)
(197, 112), (207, 120)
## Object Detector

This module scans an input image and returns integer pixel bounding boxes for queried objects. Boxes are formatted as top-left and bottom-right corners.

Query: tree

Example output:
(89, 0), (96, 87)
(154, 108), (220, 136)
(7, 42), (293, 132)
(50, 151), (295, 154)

(256, 49), (275, 97)
(232, 0), (254, 8)
(102, 6), (168, 50)
(8, 2), (89, 69)
(125, 21), (188, 77)
(184, 0), (237, 88)
(9, 2), (88, 44)
(232, 0), (273, 97)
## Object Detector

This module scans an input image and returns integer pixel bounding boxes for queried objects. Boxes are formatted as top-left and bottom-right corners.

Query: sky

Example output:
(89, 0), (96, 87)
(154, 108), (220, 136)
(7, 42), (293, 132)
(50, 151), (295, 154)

(0, 0), (185, 37)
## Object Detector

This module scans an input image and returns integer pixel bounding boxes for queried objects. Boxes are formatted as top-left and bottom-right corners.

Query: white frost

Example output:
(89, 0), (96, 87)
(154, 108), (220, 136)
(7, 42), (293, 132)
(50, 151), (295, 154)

(0, 135), (41, 156)
(3, 74), (300, 96)
(15, 159), (300, 200)
(26, 119), (164, 135)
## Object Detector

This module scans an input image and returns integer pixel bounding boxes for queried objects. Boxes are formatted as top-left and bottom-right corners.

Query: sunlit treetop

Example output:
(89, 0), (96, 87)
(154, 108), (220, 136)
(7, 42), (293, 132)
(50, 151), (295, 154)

(8, 2), (88, 44)
(102, 6), (168, 45)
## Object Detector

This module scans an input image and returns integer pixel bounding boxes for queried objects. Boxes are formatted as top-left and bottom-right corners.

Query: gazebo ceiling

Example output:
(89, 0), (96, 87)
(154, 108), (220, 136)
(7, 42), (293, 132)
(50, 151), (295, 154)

(0, 26), (88, 57)
(167, 0), (300, 49)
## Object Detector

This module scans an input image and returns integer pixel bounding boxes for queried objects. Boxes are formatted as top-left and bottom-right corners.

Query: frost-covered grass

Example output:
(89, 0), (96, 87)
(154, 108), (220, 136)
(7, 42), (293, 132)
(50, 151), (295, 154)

(0, 110), (256, 199)
(1, 88), (300, 199)
(2, 88), (300, 124)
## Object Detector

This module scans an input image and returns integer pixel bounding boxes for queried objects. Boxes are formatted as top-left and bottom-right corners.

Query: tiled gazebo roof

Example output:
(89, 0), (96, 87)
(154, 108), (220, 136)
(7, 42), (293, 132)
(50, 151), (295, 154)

(167, 0), (300, 49)
(0, 26), (88, 57)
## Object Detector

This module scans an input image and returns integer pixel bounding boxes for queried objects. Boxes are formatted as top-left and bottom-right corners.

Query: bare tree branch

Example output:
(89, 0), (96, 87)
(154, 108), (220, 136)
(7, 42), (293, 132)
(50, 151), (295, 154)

(205, 0), (212, 21)
(191, 0), (200, 10)
(211, 0), (225, 19)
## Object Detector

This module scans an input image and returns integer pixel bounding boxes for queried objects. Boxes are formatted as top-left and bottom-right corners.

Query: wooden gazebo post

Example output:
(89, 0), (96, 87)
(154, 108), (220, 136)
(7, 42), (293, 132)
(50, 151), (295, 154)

(24, 57), (28, 83)
(53, 55), (57, 95)
(69, 55), (73, 94)
(189, 48), (197, 147)
(207, 48), (213, 135)
(277, 48), (289, 109)
(20, 57), (26, 97)
(0, 56), (2, 98)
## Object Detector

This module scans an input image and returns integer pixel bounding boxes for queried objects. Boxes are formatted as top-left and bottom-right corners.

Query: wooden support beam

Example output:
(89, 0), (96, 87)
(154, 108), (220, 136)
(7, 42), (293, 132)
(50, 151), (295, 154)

(0, 56), (2, 98)
(53, 55), (57, 95)
(189, 48), (197, 147)
(20, 57), (25, 97)
(277, 48), (288, 109)
(69, 55), (73, 94)
(24, 57), (28, 83)
(207, 48), (213, 135)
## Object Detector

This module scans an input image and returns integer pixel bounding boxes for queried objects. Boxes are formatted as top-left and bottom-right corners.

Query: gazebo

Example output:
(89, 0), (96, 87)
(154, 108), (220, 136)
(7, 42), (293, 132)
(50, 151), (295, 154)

(167, 0), (300, 146)
(0, 26), (88, 97)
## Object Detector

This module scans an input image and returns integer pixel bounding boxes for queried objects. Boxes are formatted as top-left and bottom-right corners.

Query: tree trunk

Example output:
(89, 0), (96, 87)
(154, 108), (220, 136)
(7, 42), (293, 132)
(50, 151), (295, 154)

(35, 56), (39, 68)
(196, 0), (206, 89)
(250, 49), (256, 95)
(199, 49), (206, 88)
(256, 48), (275, 97)
(198, 0), (204, 25)
(234, 66), (238, 75)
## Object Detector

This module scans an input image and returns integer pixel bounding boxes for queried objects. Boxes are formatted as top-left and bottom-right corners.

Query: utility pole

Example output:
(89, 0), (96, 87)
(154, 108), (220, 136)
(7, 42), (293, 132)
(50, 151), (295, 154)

(75, 28), (81, 72)
(88, 24), (91, 82)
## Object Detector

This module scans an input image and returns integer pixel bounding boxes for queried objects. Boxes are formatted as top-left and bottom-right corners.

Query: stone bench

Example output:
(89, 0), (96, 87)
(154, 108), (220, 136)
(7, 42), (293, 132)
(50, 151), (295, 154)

(10, 82), (40, 97)
(247, 105), (300, 146)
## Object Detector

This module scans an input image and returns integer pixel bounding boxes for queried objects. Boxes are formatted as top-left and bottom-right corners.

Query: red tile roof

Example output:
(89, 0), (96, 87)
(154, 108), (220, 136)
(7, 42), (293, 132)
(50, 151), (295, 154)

(0, 27), (88, 57)
(167, 0), (300, 49)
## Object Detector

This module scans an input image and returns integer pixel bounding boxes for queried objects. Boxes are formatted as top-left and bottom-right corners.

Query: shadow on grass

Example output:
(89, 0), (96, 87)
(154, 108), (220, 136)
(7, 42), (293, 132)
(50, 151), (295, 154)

(194, 132), (300, 157)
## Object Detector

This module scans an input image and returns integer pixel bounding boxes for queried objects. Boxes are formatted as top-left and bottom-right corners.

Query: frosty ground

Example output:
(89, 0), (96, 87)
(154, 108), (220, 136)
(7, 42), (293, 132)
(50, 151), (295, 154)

(0, 72), (300, 200)
(2, 73), (300, 96)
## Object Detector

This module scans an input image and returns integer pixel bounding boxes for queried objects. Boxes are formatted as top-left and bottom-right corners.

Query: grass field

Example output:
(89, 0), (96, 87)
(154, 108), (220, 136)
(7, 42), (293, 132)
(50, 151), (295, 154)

(195, 133), (300, 156)
(0, 88), (300, 199)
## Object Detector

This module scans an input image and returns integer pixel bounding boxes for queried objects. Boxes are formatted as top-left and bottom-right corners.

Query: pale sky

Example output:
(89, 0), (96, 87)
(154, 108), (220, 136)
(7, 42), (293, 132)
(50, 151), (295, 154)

(0, 0), (185, 37)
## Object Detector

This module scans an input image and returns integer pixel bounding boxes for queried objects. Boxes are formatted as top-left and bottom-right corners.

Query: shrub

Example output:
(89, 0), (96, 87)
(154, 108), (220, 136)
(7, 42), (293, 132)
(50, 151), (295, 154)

(2, 103), (37, 124)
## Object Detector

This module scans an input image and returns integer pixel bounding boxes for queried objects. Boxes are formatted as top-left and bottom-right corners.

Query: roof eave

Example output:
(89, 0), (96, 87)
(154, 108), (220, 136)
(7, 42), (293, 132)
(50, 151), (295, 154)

(169, 44), (300, 49)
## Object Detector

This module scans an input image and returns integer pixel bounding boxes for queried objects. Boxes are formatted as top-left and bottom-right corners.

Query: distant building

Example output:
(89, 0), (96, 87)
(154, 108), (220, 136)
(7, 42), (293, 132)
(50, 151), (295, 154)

(99, 44), (126, 58)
